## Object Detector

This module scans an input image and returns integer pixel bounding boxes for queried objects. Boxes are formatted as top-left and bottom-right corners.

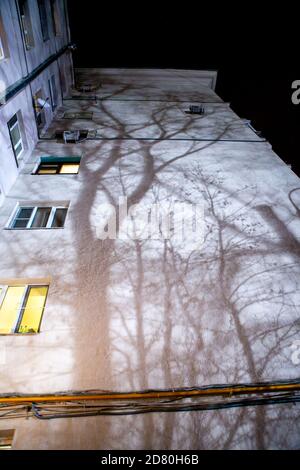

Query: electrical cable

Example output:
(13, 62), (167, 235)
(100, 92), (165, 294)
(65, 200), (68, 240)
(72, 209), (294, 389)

(0, 379), (300, 420)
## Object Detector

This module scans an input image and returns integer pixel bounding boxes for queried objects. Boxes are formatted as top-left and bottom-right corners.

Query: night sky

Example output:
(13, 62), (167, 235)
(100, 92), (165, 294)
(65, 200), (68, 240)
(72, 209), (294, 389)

(67, 3), (300, 175)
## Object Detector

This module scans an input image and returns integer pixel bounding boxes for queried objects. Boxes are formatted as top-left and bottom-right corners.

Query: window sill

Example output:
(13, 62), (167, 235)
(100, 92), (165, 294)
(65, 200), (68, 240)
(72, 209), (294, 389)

(4, 227), (65, 231)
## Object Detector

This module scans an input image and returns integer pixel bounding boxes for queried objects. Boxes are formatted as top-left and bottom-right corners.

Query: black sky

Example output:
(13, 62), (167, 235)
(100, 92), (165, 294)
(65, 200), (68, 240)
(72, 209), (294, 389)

(67, 3), (300, 175)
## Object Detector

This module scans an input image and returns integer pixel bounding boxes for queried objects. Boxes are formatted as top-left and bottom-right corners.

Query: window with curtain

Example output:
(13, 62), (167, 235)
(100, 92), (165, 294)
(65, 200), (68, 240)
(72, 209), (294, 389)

(37, 0), (50, 42)
(49, 75), (58, 110)
(9, 205), (68, 229)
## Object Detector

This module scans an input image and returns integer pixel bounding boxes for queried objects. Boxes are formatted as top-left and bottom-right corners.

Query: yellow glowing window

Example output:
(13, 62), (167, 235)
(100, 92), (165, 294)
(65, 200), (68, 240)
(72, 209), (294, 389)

(0, 285), (48, 334)
(59, 164), (80, 174)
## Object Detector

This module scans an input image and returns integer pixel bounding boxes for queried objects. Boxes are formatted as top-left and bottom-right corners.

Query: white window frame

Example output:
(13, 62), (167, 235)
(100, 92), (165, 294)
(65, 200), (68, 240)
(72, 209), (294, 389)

(8, 205), (68, 230)
(0, 284), (48, 334)
(8, 114), (24, 161)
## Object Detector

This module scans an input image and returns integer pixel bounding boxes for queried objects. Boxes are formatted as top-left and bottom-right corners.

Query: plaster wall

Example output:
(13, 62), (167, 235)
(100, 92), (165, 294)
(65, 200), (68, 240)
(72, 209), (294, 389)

(0, 0), (73, 203)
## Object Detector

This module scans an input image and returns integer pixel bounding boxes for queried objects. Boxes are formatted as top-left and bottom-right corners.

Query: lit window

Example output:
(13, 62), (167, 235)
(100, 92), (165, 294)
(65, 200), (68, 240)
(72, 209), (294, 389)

(0, 14), (7, 61)
(18, 0), (35, 50)
(48, 75), (58, 110)
(0, 430), (15, 450)
(9, 205), (68, 229)
(36, 156), (81, 175)
(7, 114), (24, 163)
(50, 0), (61, 36)
(0, 284), (49, 334)
(37, 0), (49, 42)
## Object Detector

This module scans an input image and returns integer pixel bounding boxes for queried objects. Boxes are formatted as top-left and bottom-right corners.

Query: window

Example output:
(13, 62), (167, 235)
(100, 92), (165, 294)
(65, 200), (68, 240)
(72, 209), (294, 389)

(48, 75), (58, 111)
(18, 0), (35, 50)
(10, 205), (68, 229)
(35, 156), (81, 175)
(186, 105), (205, 115)
(0, 284), (49, 334)
(50, 0), (61, 36)
(0, 14), (8, 61)
(0, 430), (15, 450)
(38, 0), (49, 42)
(0, 34), (5, 61)
(59, 64), (67, 95)
(8, 114), (24, 163)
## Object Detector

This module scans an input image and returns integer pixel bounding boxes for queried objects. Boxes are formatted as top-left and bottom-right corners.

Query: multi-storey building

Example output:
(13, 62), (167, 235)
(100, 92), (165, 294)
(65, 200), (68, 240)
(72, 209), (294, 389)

(0, 4), (300, 451)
